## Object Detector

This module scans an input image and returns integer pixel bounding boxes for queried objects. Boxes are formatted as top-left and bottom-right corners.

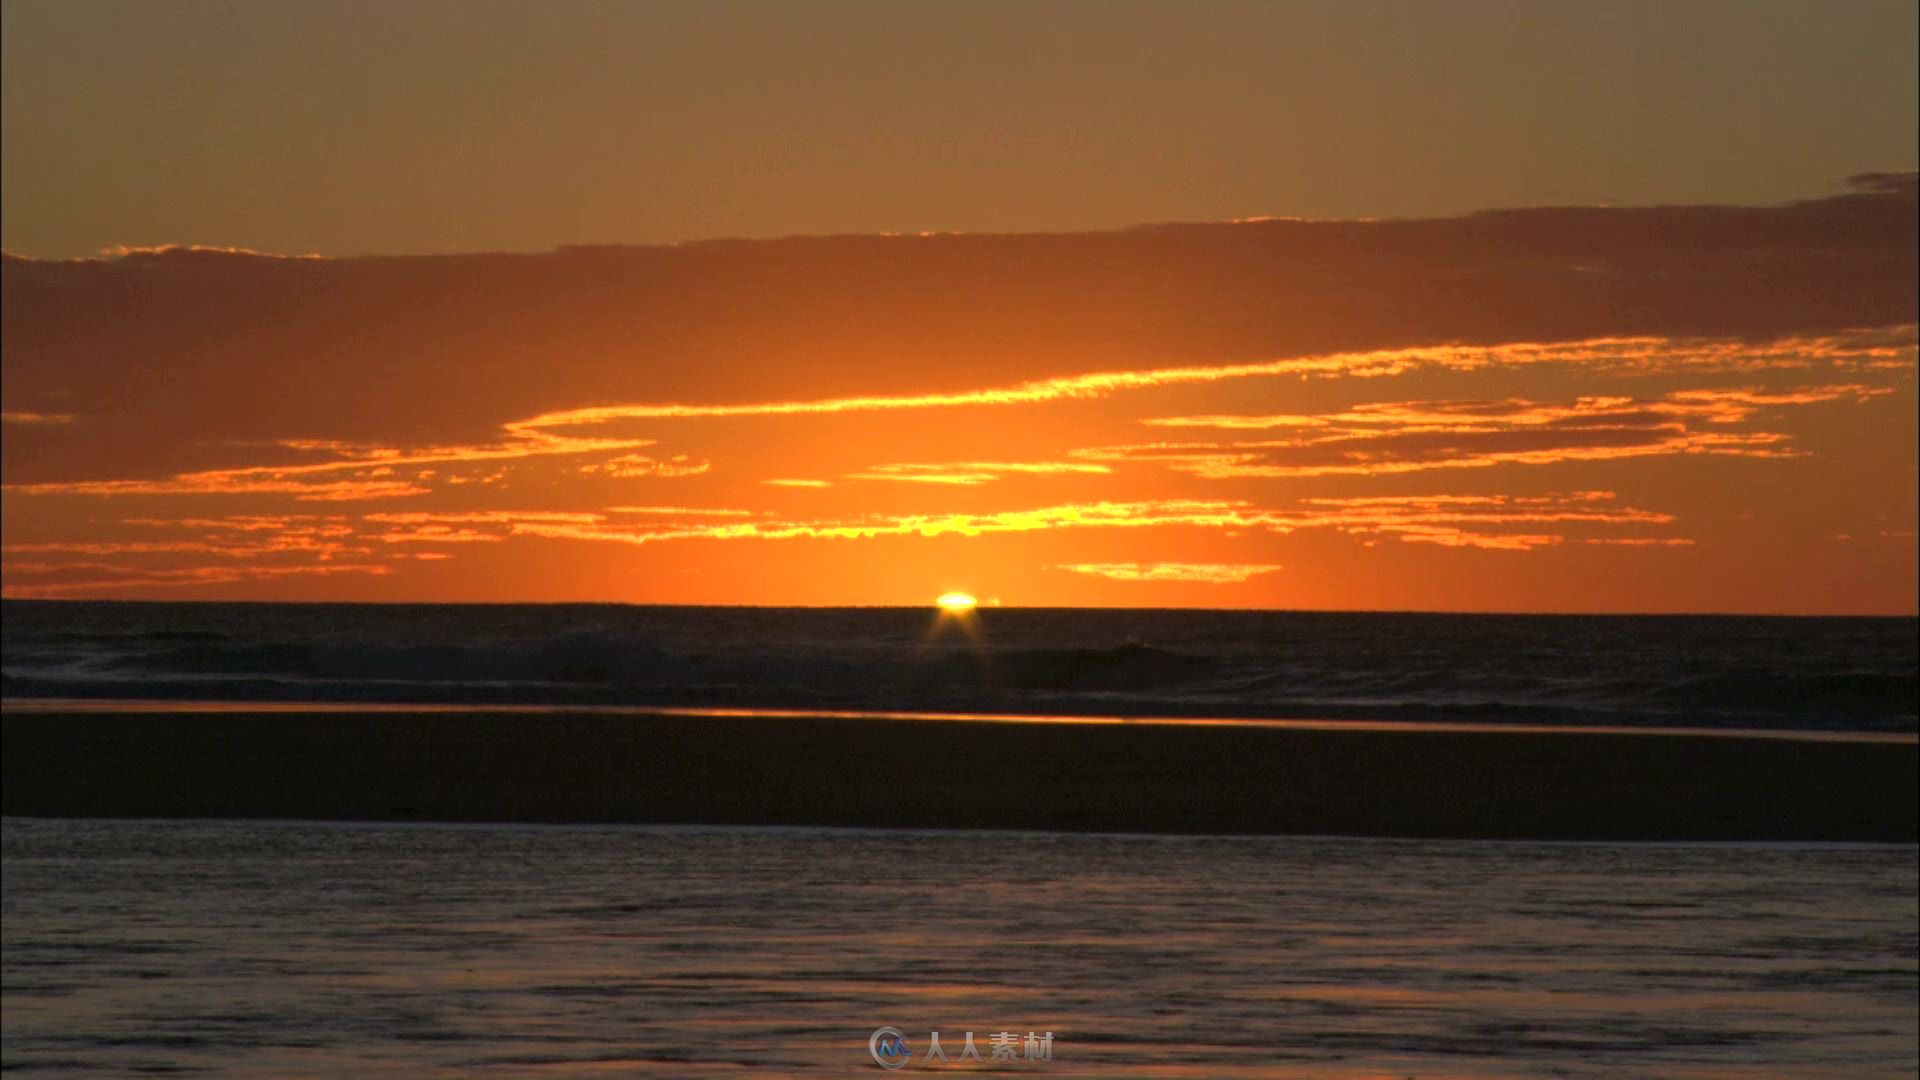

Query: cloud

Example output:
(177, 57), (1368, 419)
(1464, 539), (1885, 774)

(1146, 384), (1891, 431)
(0, 411), (74, 425)
(494, 491), (1672, 552)
(1060, 562), (1283, 583)
(360, 510), (605, 525)
(848, 461), (1113, 485)
(372, 527), (505, 545)
(4, 430), (655, 500)
(121, 513), (355, 532)
(578, 452), (711, 478)
(3, 475), (434, 501)
(1385, 528), (1563, 550)
(34, 326), (1883, 505)
(606, 505), (756, 517)
(1279, 492), (1669, 549)
(4, 177), (1911, 488)
(0, 487), (1693, 598)
(0, 560), (389, 598)
(1847, 171), (1919, 195)
(1099, 383), (1891, 478)
(504, 499), (1276, 546)
(502, 348), (1428, 435)
(2, 328), (1906, 503)
(502, 329), (1915, 442)
(98, 244), (326, 261)
(3, 180), (1911, 607)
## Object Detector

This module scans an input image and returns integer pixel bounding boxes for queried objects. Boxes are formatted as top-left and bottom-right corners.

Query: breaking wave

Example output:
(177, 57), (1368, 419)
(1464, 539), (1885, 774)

(2, 602), (1914, 731)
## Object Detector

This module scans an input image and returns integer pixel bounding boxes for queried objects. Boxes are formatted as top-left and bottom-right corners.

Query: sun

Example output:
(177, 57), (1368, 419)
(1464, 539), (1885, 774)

(935, 591), (978, 613)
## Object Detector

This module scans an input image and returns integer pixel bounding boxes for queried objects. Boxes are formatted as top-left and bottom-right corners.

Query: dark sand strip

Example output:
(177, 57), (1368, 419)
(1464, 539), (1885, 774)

(3, 708), (1914, 841)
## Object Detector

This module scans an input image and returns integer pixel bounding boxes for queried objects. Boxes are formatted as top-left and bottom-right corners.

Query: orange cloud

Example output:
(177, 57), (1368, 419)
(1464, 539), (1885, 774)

(3, 430), (654, 500)
(503, 329), (1913, 445)
(504, 499), (1281, 546)
(579, 453), (712, 478)
(95, 244), (324, 260)
(2, 475), (432, 501)
(1279, 493), (1670, 549)
(6, 333), (1905, 505)
(121, 514), (356, 532)
(0, 483), (1716, 602)
(1060, 562), (1283, 583)
(1, 560), (390, 598)
(1097, 384), (1892, 478)
(361, 510), (606, 525)
(1147, 384), (1892, 431)
(373, 527), (505, 545)
(1383, 528), (1563, 550)
(5, 182), (1911, 611)
(486, 491), (1671, 553)
(849, 461), (1114, 485)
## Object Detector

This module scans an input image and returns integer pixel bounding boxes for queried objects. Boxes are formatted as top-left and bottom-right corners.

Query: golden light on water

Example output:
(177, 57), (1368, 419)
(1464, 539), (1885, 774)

(935, 592), (978, 613)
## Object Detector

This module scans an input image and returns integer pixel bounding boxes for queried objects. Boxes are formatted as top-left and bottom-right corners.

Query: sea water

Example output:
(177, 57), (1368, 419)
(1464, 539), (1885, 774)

(4, 601), (1914, 731)
(5, 603), (1915, 1075)
(3, 819), (1914, 1078)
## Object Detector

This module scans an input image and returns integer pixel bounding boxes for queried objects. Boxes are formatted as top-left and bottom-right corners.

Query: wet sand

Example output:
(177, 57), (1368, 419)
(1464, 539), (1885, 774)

(3, 707), (1914, 841)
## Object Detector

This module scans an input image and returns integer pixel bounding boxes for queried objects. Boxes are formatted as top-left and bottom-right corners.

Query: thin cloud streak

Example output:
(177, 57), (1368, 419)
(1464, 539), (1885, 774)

(579, 453), (711, 478)
(606, 506), (757, 517)
(361, 511), (607, 525)
(4, 332), (1906, 502)
(1060, 562), (1284, 584)
(4, 432), (655, 500)
(1147, 384), (1892, 430)
(1, 560), (390, 598)
(500, 492), (1672, 550)
(849, 462), (1113, 485)
(0, 489), (1693, 596)
(1096, 384), (1892, 478)
(509, 329), (1915, 437)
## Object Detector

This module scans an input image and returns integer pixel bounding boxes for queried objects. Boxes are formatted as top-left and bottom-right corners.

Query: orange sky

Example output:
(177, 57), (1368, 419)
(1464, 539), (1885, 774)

(5, 1), (1917, 259)
(3, 179), (1916, 611)
(4, 1), (1916, 611)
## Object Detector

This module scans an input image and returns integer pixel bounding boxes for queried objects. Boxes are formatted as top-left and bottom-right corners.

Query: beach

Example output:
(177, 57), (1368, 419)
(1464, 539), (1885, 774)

(5, 706), (1913, 841)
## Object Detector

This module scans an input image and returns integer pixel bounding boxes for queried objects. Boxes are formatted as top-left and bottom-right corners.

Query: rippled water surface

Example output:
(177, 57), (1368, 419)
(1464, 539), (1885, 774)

(7, 601), (1914, 730)
(3, 819), (1915, 1077)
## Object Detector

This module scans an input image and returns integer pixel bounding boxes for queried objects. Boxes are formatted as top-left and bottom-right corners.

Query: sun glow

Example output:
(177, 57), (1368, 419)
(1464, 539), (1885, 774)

(936, 592), (978, 612)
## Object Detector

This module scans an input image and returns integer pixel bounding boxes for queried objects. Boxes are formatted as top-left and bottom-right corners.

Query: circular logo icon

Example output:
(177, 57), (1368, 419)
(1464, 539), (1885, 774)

(869, 1026), (912, 1069)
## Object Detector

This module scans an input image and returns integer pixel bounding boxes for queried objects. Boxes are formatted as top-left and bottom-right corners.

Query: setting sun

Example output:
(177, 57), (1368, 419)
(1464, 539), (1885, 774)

(935, 592), (978, 613)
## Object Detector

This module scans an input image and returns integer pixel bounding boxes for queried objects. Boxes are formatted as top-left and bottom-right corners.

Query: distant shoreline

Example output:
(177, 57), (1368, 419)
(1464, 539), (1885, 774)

(5, 705), (1914, 842)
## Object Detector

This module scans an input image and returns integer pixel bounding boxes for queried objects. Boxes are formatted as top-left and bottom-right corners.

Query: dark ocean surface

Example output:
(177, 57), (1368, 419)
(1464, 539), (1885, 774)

(5, 604), (1916, 1076)
(3, 819), (1915, 1078)
(3, 601), (1914, 731)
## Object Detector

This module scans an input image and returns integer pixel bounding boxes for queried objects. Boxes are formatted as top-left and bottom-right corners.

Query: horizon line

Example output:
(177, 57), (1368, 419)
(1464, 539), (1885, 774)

(1, 596), (1913, 618)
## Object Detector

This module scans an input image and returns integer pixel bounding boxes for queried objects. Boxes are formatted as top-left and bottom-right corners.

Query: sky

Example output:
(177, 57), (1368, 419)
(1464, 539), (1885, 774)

(5, 0), (1917, 257)
(2, 1), (1916, 611)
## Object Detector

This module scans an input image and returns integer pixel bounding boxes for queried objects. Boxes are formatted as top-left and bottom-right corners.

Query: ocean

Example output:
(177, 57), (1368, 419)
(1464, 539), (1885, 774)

(3, 601), (1916, 1076)
(3, 819), (1915, 1078)
(3, 601), (1915, 730)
